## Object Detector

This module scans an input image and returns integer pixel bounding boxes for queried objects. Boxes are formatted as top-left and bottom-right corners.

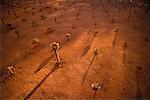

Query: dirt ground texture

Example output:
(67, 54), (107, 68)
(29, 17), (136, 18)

(0, 0), (150, 99)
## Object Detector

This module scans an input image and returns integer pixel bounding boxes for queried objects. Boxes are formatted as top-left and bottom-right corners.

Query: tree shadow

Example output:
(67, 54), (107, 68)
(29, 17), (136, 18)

(1, 46), (43, 72)
(0, 72), (13, 83)
(24, 63), (62, 100)
(112, 39), (116, 48)
(81, 44), (91, 57)
(82, 53), (97, 84)
(34, 44), (65, 74)
(81, 32), (97, 57)
(34, 56), (52, 73)
(122, 49), (127, 64)
(136, 68), (143, 100)
(112, 32), (118, 48)
(128, 47), (147, 57)
(93, 90), (97, 100)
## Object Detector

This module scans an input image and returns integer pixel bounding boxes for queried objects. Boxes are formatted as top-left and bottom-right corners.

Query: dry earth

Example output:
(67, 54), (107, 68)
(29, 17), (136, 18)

(0, 0), (150, 99)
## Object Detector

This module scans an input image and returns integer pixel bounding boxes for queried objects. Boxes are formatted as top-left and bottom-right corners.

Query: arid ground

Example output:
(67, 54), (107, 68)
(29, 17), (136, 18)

(0, 0), (150, 99)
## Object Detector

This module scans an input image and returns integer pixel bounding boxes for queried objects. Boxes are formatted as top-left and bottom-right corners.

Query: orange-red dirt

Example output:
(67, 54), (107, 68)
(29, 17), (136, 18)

(0, 0), (150, 99)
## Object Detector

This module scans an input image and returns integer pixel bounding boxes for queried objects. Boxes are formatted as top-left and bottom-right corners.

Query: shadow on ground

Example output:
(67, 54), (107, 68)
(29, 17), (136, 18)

(24, 63), (62, 100)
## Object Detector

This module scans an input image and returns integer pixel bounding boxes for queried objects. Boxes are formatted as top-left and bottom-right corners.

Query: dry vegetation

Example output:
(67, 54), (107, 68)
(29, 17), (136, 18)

(0, 0), (150, 99)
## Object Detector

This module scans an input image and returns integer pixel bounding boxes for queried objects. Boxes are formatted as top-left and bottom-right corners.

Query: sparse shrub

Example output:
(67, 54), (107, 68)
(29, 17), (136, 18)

(46, 27), (55, 34)
(32, 38), (40, 48)
(40, 15), (46, 20)
(31, 21), (38, 27)
(7, 24), (16, 30)
(22, 18), (26, 22)
(14, 29), (22, 37)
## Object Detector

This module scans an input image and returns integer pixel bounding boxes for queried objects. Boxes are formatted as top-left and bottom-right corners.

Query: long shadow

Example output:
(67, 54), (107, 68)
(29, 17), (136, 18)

(34, 55), (53, 73)
(0, 73), (13, 83)
(81, 44), (91, 57)
(92, 76), (110, 100)
(82, 53), (97, 84)
(81, 32), (97, 57)
(128, 47), (147, 57)
(93, 90), (97, 100)
(122, 46), (147, 65)
(1, 46), (43, 72)
(112, 32), (118, 48)
(136, 68), (143, 100)
(24, 63), (61, 100)
(122, 48), (127, 64)
(34, 43), (65, 73)
(112, 39), (116, 48)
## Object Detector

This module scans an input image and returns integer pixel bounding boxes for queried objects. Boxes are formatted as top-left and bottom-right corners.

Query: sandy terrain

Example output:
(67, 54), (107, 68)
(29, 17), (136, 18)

(0, 0), (150, 99)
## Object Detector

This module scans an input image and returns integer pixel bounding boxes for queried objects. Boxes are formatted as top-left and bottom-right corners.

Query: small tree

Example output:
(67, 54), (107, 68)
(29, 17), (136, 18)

(47, 27), (55, 34)
(91, 82), (102, 99)
(7, 24), (16, 30)
(40, 15), (46, 20)
(39, 9), (42, 12)
(32, 38), (40, 48)
(5, 65), (15, 75)
(24, 8), (27, 12)
(13, 10), (17, 18)
(1, 18), (5, 24)
(65, 33), (71, 41)
(14, 29), (22, 37)
(91, 82), (102, 91)
(50, 42), (61, 64)
(32, 12), (35, 16)
(32, 21), (38, 27)
(22, 18), (26, 22)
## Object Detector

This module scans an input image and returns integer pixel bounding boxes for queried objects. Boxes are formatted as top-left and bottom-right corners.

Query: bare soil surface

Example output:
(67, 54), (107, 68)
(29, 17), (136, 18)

(0, 0), (150, 99)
